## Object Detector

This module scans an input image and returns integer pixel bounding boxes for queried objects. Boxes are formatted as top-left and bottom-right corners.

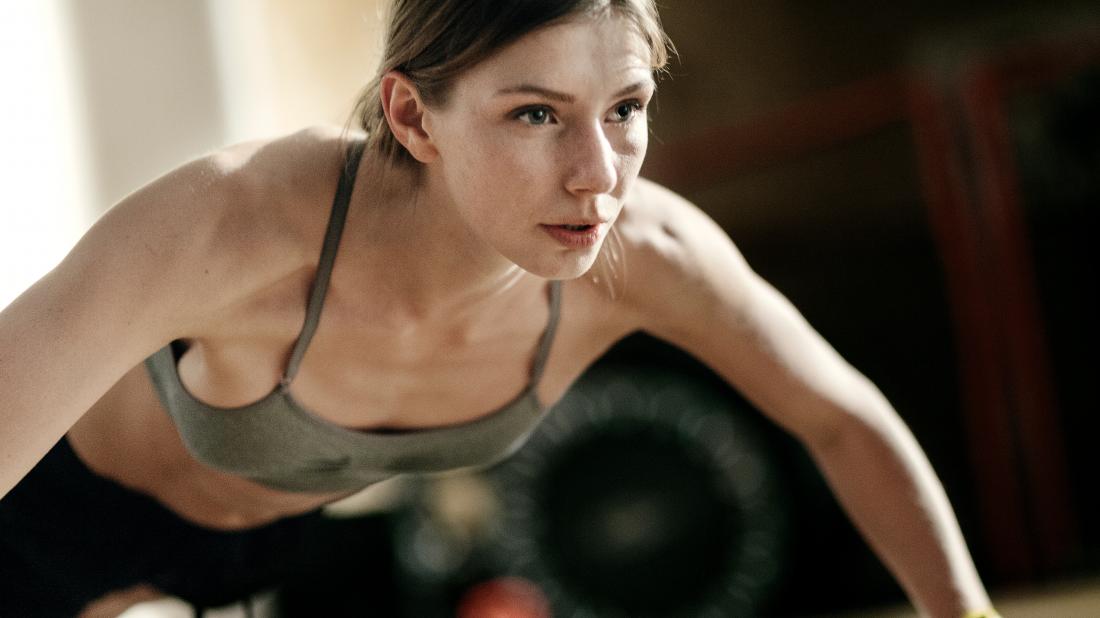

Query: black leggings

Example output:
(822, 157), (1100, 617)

(0, 437), (386, 617)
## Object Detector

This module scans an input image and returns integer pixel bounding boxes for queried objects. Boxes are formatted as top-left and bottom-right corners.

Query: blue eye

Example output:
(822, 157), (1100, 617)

(517, 106), (554, 126)
(610, 101), (644, 123)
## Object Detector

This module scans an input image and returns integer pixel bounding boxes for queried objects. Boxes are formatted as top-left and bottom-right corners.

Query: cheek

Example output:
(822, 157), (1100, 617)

(478, 134), (555, 191)
(633, 121), (649, 159)
(445, 138), (548, 223)
(615, 125), (649, 187)
(626, 133), (647, 171)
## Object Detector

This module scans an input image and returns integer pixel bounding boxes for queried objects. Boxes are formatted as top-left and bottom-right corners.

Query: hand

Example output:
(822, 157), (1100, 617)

(77, 584), (190, 618)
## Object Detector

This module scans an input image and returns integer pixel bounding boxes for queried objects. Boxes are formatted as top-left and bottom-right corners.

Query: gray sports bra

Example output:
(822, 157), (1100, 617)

(145, 140), (563, 493)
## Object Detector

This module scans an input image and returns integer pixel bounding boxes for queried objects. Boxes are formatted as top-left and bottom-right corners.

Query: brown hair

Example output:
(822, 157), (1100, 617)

(351, 0), (673, 167)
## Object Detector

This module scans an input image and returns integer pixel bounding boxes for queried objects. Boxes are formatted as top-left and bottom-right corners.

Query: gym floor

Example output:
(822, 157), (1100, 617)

(820, 576), (1100, 617)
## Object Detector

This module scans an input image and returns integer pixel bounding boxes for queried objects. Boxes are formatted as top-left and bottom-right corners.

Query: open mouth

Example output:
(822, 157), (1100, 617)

(541, 222), (603, 248)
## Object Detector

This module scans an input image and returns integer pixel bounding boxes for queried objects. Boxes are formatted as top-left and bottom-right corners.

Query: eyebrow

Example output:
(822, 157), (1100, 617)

(494, 79), (655, 103)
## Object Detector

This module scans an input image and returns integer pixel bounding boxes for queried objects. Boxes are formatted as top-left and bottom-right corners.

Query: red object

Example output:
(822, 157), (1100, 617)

(456, 577), (553, 618)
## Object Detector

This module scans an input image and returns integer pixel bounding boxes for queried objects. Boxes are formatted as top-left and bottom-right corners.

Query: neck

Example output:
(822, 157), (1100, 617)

(341, 156), (537, 321)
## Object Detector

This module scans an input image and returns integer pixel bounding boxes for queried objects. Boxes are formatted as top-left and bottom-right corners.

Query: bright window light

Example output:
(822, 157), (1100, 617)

(0, 0), (91, 309)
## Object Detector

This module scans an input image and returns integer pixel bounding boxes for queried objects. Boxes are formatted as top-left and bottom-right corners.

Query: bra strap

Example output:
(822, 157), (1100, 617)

(283, 140), (367, 385)
(528, 280), (562, 387)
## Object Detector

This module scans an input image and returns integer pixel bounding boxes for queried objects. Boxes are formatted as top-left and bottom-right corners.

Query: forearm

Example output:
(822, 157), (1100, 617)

(806, 404), (992, 617)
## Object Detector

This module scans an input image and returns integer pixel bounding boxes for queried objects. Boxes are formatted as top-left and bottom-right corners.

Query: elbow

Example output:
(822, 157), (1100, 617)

(797, 381), (903, 457)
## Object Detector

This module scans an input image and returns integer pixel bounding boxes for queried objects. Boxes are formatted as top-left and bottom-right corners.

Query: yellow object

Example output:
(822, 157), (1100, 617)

(962, 610), (1002, 618)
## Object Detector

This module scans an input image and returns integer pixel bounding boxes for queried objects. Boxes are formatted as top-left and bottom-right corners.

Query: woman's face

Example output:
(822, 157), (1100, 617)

(422, 14), (655, 279)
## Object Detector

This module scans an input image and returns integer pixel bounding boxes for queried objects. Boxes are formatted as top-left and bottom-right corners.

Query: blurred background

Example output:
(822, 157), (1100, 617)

(1, 0), (1097, 616)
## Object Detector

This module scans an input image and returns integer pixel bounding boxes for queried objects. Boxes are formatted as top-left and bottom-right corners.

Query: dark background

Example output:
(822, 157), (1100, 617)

(632, 1), (1099, 614)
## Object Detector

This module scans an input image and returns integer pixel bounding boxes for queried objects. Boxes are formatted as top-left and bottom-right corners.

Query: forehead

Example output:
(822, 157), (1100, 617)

(453, 14), (654, 98)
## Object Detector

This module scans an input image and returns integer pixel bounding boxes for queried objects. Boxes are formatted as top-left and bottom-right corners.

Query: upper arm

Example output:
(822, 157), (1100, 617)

(0, 145), (276, 495)
(620, 179), (891, 448)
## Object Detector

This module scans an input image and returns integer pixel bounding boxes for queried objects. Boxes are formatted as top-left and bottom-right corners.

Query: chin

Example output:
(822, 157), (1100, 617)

(555, 257), (602, 281)
(512, 247), (602, 281)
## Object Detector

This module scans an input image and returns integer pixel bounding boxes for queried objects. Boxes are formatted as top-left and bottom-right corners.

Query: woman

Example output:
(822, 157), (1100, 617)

(0, 0), (998, 616)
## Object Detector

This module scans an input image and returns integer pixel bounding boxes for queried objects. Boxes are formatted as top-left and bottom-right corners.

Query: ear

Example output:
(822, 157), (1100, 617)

(380, 71), (439, 164)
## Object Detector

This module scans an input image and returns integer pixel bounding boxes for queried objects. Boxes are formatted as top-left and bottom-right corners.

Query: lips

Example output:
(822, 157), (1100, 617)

(540, 222), (604, 248)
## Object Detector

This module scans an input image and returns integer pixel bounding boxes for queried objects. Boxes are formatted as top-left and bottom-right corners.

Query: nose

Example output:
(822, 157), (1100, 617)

(564, 121), (617, 197)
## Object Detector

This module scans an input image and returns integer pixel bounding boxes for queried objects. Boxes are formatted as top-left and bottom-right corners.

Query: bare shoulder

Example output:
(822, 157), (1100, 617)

(196, 124), (360, 254)
(615, 177), (755, 337)
(612, 179), (878, 446)
(67, 125), (361, 335)
(0, 126), (367, 493)
(222, 125), (361, 208)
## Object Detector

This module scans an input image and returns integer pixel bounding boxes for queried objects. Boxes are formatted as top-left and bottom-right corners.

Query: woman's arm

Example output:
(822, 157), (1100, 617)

(0, 144), (280, 499)
(619, 178), (994, 617)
